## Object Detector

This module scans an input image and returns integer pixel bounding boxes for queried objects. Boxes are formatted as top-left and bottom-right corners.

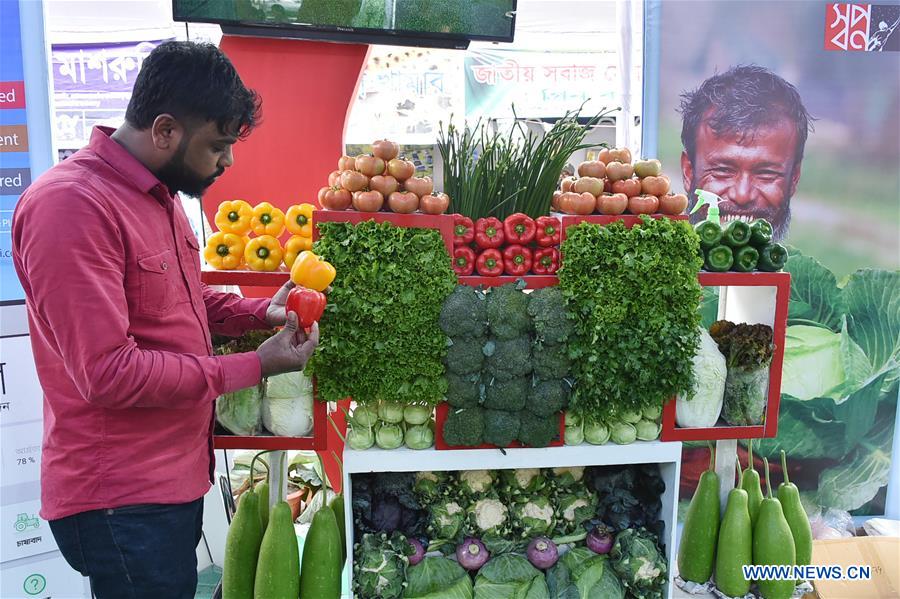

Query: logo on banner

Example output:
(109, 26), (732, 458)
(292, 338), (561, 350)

(825, 3), (900, 51)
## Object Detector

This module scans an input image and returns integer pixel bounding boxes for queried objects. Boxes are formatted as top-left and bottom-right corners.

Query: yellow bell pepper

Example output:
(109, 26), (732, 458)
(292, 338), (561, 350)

(215, 200), (253, 235)
(250, 202), (286, 237)
(204, 232), (246, 270)
(290, 250), (335, 292)
(283, 235), (314, 269)
(285, 203), (316, 237)
(244, 235), (284, 272)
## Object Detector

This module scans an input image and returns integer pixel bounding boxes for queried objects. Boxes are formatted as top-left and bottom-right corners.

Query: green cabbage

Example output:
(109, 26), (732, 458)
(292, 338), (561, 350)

(781, 324), (868, 401)
(404, 557), (473, 599)
(261, 371), (313, 437)
(216, 384), (263, 435)
(548, 547), (624, 599)
(474, 554), (549, 599)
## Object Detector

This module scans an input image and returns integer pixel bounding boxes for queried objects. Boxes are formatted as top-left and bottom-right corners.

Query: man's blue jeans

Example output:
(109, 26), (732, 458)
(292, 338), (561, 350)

(49, 499), (204, 599)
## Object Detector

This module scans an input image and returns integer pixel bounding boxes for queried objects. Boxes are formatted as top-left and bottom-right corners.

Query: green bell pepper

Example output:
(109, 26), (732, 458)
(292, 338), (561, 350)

(705, 245), (734, 272)
(722, 220), (752, 247)
(695, 221), (723, 249)
(758, 243), (787, 271)
(749, 219), (773, 247)
(733, 246), (759, 272)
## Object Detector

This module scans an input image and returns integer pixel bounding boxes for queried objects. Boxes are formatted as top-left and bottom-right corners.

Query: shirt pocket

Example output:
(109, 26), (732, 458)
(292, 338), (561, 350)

(184, 233), (202, 274)
(137, 249), (182, 316)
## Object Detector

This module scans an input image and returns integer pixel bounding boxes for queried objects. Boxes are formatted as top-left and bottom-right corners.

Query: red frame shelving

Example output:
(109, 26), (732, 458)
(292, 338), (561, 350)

(660, 270), (791, 441)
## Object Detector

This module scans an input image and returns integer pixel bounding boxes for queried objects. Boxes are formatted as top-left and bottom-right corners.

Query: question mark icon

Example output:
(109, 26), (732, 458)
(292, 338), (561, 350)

(23, 573), (46, 595)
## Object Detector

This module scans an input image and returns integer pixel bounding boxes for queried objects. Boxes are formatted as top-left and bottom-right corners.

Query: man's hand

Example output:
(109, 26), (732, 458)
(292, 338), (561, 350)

(265, 280), (295, 327)
(256, 312), (320, 377)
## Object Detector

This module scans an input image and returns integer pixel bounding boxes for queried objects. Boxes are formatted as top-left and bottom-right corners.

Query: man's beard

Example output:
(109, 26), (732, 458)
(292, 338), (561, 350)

(687, 180), (792, 242)
(156, 142), (222, 198)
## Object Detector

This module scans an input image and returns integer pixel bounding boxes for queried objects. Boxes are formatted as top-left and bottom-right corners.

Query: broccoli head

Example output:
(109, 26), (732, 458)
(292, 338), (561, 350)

(445, 372), (482, 408)
(439, 285), (488, 338)
(444, 336), (486, 375)
(442, 407), (484, 447)
(517, 410), (560, 448)
(527, 379), (570, 417)
(527, 286), (574, 344)
(484, 336), (532, 381)
(486, 283), (532, 340)
(532, 341), (571, 380)
(483, 408), (521, 447)
(482, 376), (530, 411)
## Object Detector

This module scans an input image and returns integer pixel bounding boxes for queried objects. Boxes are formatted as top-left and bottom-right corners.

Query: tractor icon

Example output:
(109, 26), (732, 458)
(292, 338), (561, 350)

(14, 513), (39, 533)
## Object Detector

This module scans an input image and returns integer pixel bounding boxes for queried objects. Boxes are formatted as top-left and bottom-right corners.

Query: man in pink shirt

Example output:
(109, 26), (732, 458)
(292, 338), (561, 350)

(12, 42), (316, 598)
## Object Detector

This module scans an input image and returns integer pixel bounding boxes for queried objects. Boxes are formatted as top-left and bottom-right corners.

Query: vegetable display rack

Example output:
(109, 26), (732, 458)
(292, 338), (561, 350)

(662, 271), (791, 441)
(341, 442), (683, 598)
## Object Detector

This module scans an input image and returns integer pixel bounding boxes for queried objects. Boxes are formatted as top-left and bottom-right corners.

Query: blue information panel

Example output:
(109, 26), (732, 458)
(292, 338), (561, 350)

(1, 0), (31, 302)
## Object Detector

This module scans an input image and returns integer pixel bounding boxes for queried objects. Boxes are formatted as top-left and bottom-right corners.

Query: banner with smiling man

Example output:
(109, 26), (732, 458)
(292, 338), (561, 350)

(645, 0), (899, 517)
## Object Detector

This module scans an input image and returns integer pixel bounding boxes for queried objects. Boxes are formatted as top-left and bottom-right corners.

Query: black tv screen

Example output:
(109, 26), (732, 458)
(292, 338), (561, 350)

(173, 0), (517, 49)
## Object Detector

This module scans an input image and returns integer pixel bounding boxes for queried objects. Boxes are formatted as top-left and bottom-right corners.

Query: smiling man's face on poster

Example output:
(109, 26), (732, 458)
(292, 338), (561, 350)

(679, 65), (813, 241)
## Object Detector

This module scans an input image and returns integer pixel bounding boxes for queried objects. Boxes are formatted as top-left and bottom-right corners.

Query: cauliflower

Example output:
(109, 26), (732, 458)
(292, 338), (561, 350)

(512, 496), (555, 538)
(470, 498), (509, 534)
(428, 499), (466, 542)
(459, 470), (494, 495)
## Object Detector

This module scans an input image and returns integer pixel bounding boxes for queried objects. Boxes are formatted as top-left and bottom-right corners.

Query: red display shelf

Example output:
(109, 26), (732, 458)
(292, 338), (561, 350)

(661, 270), (790, 441)
(201, 268), (289, 287)
(434, 402), (565, 450)
(313, 210), (455, 254)
(697, 271), (789, 287)
(214, 393), (328, 450)
(457, 275), (559, 288)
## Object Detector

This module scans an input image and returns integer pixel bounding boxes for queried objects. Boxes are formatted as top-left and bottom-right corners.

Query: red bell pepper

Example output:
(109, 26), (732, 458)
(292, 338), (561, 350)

(532, 247), (560, 274)
(452, 214), (474, 246)
(453, 246), (476, 276)
(535, 216), (560, 247)
(285, 286), (327, 329)
(476, 249), (504, 276)
(503, 245), (532, 276)
(474, 217), (505, 249)
(503, 212), (536, 245)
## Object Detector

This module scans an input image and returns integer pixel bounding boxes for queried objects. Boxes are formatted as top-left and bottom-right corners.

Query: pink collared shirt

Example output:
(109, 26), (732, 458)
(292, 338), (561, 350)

(12, 126), (269, 520)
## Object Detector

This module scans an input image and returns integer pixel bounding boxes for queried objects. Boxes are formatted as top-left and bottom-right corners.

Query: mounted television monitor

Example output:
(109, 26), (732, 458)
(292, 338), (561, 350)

(172, 0), (517, 50)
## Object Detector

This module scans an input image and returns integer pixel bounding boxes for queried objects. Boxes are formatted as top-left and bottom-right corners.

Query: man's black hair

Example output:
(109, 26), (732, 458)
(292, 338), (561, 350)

(125, 41), (261, 139)
(679, 65), (813, 165)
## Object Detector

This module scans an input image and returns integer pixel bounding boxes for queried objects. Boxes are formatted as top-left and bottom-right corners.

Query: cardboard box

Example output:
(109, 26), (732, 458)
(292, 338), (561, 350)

(812, 536), (900, 598)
